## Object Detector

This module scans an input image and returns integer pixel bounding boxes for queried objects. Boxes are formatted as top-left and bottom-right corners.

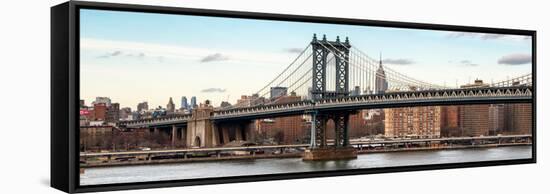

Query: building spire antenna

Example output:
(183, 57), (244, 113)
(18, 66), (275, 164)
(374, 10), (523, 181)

(379, 52), (383, 67)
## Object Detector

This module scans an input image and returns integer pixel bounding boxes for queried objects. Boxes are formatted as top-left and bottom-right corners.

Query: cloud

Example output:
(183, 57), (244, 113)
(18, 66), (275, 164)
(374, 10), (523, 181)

(459, 60), (478, 67)
(200, 53), (229, 63)
(382, 58), (414, 65)
(284, 48), (303, 54)
(201, 88), (227, 93)
(498, 53), (532, 65)
(447, 32), (529, 41)
(98, 50), (123, 58)
(82, 38), (293, 66)
(98, 50), (148, 59)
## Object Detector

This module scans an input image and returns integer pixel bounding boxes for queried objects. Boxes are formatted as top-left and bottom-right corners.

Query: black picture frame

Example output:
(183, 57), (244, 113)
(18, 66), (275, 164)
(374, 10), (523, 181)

(51, 1), (536, 193)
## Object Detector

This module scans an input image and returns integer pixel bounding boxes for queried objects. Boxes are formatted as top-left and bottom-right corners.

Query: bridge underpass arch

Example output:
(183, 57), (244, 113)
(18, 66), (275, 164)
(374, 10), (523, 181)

(194, 136), (201, 147)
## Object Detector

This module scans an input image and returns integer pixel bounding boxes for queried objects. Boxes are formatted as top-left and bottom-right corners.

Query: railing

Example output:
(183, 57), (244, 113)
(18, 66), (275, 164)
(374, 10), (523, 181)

(118, 86), (532, 126)
(119, 114), (192, 128)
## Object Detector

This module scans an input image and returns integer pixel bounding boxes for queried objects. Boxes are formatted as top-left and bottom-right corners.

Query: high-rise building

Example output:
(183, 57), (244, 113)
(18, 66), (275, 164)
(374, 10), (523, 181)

(181, 96), (188, 110)
(489, 104), (506, 135)
(119, 107), (132, 120)
(457, 80), (490, 137)
(254, 93), (304, 144)
(93, 103), (107, 121)
(459, 104), (489, 136)
(440, 106), (460, 137)
(166, 97), (175, 113)
(270, 87), (288, 100)
(235, 94), (266, 107)
(137, 102), (148, 112)
(190, 96), (197, 109)
(384, 106), (441, 138)
(375, 59), (388, 94)
(505, 103), (532, 134)
(92, 97), (111, 107)
(106, 103), (120, 122)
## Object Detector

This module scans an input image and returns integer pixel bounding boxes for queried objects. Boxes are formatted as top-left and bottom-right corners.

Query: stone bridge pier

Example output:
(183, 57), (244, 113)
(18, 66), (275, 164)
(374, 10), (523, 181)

(304, 110), (357, 161)
(185, 103), (252, 148)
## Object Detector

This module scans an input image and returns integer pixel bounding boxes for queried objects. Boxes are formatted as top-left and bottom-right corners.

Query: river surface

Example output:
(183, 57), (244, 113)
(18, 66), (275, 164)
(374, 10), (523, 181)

(80, 146), (532, 186)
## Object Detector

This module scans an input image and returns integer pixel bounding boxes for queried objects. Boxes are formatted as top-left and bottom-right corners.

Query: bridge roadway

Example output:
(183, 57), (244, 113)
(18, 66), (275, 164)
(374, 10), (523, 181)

(120, 86), (533, 128)
(80, 134), (531, 157)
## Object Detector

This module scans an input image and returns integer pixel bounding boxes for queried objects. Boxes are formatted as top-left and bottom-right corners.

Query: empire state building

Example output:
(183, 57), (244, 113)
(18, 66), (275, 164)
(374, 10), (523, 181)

(375, 57), (388, 94)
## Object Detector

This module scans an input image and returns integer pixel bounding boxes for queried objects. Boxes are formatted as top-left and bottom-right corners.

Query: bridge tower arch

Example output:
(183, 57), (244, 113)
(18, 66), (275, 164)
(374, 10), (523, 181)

(311, 34), (351, 99)
(306, 34), (356, 160)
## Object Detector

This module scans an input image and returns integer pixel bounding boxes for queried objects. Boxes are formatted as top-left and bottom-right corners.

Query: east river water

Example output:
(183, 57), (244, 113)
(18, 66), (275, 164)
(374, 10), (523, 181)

(80, 146), (532, 186)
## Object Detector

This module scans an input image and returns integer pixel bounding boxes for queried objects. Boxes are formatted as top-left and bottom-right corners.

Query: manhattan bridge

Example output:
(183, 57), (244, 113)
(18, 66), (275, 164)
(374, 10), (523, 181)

(119, 34), (533, 160)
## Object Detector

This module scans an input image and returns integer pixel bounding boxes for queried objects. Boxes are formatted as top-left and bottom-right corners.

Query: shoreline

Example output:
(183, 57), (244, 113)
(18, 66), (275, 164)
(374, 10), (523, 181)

(81, 143), (531, 168)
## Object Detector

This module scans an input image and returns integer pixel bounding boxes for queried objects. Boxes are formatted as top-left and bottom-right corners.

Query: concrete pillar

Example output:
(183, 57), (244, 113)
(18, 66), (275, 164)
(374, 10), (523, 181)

(343, 114), (350, 146)
(222, 127), (230, 144)
(186, 124), (193, 148)
(211, 123), (220, 146)
(180, 128), (186, 144)
(171, 125), (177, 145)
(235, 126), (243, 141)
(310, 113), (317, 148)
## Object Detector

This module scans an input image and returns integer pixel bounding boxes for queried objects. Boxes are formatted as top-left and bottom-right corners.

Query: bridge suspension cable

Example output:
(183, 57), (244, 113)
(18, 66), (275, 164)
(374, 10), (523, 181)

(317, 41), (447, 95)
(254, 44), (312, 96)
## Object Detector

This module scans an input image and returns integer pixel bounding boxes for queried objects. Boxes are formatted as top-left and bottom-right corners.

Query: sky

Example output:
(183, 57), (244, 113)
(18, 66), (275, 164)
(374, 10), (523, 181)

(79, 9), (532, 110)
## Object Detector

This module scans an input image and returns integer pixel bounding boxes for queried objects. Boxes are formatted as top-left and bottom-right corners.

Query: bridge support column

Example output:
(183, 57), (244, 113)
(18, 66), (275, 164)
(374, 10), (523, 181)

(180, 128), (186, 145)
(210, 123), (220, 147)
(222, 127), (230, 144)
(315, 115), (327, 147)
(310, 112), (317, 148)
(171, 125), (177, 145)
(235, 126), (243, 141)
(303, 111), (356, 161)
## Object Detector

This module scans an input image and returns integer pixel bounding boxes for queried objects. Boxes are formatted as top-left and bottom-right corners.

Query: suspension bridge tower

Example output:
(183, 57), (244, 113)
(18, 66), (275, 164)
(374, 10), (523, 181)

(304, 34), (357, 160)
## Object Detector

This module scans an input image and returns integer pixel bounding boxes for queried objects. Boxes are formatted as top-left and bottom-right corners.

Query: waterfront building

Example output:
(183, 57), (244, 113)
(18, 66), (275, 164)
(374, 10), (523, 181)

(254, 92), (305, 144)
(459, 104), (489, 136)
(489, 104), (506, 135)
(505, 103), (532, 134)
(384, 106), (441, 138)
(440, 106), (460, 137)
(457, 80), (490, 137)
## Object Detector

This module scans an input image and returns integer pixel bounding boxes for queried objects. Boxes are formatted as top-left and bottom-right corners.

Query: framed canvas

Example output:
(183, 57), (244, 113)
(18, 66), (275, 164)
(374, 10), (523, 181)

(51, 1), (536, 193)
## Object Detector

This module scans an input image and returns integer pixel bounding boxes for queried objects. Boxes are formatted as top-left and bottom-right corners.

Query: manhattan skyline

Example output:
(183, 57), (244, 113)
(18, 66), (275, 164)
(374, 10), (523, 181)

(80, 9), (532, 109)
